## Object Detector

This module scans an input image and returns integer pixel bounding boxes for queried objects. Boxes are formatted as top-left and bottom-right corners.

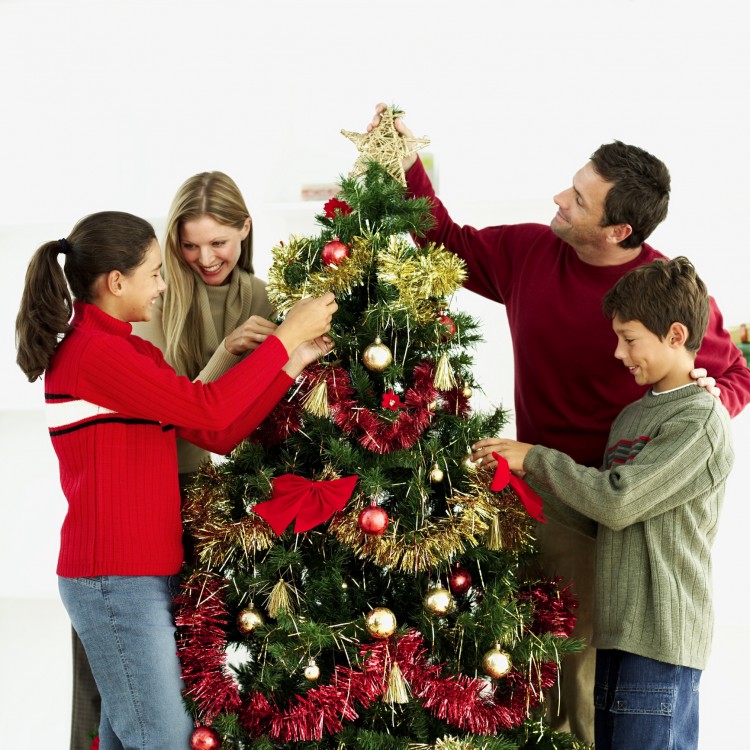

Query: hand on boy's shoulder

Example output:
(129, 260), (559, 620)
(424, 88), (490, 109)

(690, 368), (721, 402)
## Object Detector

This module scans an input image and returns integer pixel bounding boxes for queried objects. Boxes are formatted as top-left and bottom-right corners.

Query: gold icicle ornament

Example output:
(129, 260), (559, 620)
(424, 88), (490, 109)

(267, 578), (296, 619)
(302, 378), (329, 417)
(486, 512), (504, 550)
(384, 661), (410, 704)
(433, 352), (456, 390)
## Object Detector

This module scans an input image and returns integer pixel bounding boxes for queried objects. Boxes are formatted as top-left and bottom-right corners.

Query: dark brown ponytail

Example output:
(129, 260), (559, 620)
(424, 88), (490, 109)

(15, 211), (156, 382)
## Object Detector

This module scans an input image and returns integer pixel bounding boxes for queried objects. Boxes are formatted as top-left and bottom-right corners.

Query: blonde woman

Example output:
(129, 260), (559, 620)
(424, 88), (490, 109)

(136, 170), (279, 484)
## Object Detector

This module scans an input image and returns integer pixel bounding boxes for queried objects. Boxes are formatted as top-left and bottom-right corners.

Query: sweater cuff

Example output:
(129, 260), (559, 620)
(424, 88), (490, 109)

(197, 341), (243, 383)
(405, 156), (431, 198)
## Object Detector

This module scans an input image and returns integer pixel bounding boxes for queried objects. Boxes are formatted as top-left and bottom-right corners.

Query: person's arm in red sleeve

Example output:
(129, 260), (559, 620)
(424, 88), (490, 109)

(694, 296), (750, 418)
(179, 332), (335, 455)
(178, 369), (293, 455)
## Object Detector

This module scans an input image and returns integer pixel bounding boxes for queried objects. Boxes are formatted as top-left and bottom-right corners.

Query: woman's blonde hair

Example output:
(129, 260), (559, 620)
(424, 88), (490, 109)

(161, 171), (254, 377)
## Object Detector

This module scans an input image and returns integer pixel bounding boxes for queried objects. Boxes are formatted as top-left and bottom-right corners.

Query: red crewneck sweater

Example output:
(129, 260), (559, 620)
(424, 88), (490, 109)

(407, 158), (750, 466)
(45, 302), (293, 577)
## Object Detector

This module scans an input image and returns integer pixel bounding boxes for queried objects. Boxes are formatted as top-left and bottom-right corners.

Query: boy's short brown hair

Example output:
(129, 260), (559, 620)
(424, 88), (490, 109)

(602, 256), (709, 353)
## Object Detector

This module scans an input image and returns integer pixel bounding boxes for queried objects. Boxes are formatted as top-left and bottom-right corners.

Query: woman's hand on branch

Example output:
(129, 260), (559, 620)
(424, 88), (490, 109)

(224, 315), (277, 355)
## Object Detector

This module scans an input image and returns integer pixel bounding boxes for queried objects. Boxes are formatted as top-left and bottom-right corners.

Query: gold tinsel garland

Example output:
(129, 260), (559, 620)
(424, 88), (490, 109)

(376, 235), (467, 324)
(266, 232), (467, 329)
(327, 472), (535, 574)
(183, 464), (535, 575)
(266, 235), (374, 315)
(409, 738), (490, 750)
(182, 463), (276, 570)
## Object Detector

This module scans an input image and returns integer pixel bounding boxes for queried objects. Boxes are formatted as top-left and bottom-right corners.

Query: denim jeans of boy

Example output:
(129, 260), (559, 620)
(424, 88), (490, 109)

(59, 575), (193, 750)
(594, 649), (701, 750)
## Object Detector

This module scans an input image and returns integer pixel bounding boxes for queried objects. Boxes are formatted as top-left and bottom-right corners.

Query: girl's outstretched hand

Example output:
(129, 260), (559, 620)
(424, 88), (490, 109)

(275, 292), (338, 354)
(284, 335), (335, 378)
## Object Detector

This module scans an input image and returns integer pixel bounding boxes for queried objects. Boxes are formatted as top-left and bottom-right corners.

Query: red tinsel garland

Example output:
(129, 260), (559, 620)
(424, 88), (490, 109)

(254, 361), (471, 455)
(174, 574), (241, 721)
(174, 574), (577, 741)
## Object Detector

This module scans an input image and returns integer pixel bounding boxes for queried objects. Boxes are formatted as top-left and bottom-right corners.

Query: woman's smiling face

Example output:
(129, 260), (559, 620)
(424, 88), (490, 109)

(178, 214), (250, 286)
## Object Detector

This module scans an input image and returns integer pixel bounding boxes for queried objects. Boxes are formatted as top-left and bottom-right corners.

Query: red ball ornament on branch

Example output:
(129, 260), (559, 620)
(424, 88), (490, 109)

(438, 313), (457, 339)
(358, 501), (389, 535)
(321, 238), (351, 266)
(190, 726), (221, 750)
(448, 565), (473, 595)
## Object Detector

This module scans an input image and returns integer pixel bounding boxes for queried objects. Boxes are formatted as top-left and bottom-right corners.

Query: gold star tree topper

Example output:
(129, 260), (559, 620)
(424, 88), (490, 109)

(341, 107), (430, 186)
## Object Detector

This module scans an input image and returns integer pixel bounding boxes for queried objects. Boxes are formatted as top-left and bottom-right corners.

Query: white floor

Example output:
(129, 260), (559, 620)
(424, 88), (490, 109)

(0, 596), (745, 749)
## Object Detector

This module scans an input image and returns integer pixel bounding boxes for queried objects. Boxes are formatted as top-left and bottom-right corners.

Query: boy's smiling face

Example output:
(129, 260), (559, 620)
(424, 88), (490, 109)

(612, 315), (692, 393)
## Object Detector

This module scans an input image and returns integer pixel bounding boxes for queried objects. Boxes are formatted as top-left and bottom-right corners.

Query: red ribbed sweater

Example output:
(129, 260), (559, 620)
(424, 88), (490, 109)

(45, 302), (293, 577)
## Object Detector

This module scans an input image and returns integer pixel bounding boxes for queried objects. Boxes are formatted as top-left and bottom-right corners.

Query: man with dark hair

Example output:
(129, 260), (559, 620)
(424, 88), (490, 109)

(367, 104), (750, 743)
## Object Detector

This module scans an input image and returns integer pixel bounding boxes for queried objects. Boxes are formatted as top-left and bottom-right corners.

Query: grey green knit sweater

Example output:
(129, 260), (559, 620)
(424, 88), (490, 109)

(525, 384), (734, 669)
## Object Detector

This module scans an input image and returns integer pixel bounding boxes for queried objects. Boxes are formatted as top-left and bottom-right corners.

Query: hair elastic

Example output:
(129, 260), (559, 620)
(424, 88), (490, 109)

(58, 238), (70, 255)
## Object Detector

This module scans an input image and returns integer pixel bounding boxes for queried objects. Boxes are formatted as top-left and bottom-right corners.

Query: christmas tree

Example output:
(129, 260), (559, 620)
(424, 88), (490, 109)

(175, 109), (588, 750)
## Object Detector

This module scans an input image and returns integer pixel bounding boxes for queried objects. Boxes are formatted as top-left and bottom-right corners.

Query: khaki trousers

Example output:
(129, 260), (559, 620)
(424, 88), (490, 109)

(70, 628), (101, 750)
(535, 517), (597, 745)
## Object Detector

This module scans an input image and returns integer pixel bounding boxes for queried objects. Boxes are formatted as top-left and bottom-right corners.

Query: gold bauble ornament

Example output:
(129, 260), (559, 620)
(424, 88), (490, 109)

(427, 400), (439, 412)
(463, 453), (479, 471)
(430, 464), (444, 483)
(462, 385), (473, 398)
(423, 586), (455, 616)
(236, 605), (265, 635)
(303, 659), (320, 681)
(482, 646), (512, 678)
(362, 337), (393, 372)
(365, 607), (397, 638)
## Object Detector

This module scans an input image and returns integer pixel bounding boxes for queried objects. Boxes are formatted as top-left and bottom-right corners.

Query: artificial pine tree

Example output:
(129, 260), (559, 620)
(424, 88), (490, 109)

(175, 109), (589, 750)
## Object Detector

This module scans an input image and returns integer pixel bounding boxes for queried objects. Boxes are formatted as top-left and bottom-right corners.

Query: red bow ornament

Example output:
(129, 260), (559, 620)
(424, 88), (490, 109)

(253, 474), (358, 535)
(490, 453), (546, 522)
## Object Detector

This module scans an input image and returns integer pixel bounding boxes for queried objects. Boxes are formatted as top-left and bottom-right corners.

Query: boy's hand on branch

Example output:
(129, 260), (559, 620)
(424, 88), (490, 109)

(471, 437), (534, 474)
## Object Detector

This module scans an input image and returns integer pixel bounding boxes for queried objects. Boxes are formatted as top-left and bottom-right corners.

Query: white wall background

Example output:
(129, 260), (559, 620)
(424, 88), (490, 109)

(1, 0), (748, 746)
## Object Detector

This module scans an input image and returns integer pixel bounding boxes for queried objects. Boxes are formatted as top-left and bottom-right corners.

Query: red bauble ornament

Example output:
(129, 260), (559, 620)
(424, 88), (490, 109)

(438, 314), (456, 339)
(358, 503), (389, 535)
(191, 726), (221, 750)
(448, 566), (472, 595)
(321, 239), (351, 266)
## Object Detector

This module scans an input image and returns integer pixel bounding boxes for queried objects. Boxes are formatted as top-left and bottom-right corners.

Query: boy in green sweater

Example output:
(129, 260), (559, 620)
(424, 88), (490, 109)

(471, 256), (735, 750)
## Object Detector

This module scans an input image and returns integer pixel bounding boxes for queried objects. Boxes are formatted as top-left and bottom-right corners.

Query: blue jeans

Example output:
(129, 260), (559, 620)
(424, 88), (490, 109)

(59, 575), (193, 750)
(594, 649), (701, 750)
